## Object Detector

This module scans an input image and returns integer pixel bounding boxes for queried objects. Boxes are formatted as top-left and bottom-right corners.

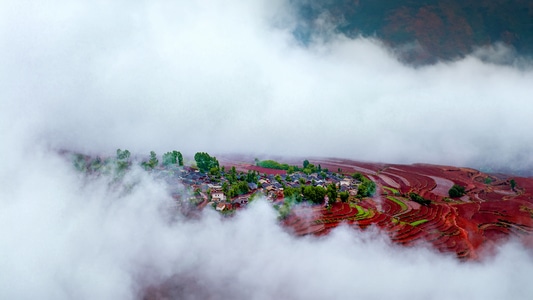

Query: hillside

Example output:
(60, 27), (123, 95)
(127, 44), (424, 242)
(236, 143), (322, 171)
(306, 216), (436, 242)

(294, 0), (533, 64)
(281, 158), (533, 260)
(71, 151), (533, 261)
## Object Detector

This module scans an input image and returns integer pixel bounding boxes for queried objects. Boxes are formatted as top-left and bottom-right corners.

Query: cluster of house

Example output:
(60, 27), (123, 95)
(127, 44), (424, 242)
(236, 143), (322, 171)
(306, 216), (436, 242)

(155, 165), (362, 212)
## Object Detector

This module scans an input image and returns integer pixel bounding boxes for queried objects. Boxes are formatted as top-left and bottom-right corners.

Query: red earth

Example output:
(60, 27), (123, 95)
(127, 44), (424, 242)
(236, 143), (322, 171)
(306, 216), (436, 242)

(276, 158), (533, 260)
(141, 157), (533, 298)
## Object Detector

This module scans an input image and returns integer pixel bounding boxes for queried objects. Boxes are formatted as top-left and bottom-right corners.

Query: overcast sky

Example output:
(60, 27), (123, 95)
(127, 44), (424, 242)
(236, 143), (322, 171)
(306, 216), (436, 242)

(1, 1), (533, 299)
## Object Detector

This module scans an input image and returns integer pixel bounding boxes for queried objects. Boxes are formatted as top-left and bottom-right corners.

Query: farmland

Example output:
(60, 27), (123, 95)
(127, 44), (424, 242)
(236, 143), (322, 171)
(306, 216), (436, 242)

(279, 158), (533, 260)
(70, 151), (533, 260)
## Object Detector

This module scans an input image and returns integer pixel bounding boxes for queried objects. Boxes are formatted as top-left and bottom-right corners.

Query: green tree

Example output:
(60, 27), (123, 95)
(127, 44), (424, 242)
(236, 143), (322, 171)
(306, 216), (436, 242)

(287, 166), (296, 174)
(115, 149), (131, 173)
(228, 166), (237, 183)
(409, 192), (431, 206)
(283, 187), (297, 200)
(352, 172), (364, 181)
(510, 179), (517, 191)
(141, 151), (158, 170)
(326, 183), (338, 204)
(357, 179), (376, 198)
(194, 152), (219, 173)
(89, 156), (103, 172)
(448, 184), (466, 198)
(73, 153), (87, 172)
(303, 185), (326, 204)
(339, 191), (350, 202)
(177, 151), (183, 166)
(237, 180), (250, 195)
(149, 151), (158, 168)
(278, 201), (292, 220)
(303, 159), (310, 169)
(246, 170), (258, 183)
(257, 160), (291, 170)
(209, 167), (220, 177)
(162, 151), (178, 166)
(116, 149), (131, 160)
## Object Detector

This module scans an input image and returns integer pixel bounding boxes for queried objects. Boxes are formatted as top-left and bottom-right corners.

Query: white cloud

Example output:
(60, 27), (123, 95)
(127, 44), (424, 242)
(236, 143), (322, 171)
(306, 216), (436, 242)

(1, 149), (532, 299)
(2, 0), (533, 172)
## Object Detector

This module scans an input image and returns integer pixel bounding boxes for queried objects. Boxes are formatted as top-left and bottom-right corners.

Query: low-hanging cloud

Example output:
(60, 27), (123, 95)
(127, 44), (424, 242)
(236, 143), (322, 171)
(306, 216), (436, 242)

(1, 1), (533, 298)
(1, 142), (533, 299)
(2, 0), (533, 172)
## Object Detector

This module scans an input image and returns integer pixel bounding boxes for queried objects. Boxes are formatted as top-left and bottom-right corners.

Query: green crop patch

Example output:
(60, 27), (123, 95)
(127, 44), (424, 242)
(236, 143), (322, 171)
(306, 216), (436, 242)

(387, 196), (408, 211)
(383, 186), (400, 195)
(410, 219), (429, 226)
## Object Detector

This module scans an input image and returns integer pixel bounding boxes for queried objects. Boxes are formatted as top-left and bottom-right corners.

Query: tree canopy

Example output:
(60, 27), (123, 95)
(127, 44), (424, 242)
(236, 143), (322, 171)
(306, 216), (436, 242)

(194, 152), (219, 173)
(141, 151), (158, 170)
(302, 185), (327, 204)
(353, 173), (376, 198)
(409, 192), (431, 206)
(448, 184), (466, 198)
(339, 191), (350, 202)
(115, 149), (131, 173)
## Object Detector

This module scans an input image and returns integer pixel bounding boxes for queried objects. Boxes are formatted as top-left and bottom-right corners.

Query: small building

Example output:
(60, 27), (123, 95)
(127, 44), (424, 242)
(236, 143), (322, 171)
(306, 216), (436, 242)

(258, 179), (269, 185)
(216, 202), (227, 211)
(234, 196), (249, 205)
(211, 189), (226, 202)
(340, 178), (352, 187)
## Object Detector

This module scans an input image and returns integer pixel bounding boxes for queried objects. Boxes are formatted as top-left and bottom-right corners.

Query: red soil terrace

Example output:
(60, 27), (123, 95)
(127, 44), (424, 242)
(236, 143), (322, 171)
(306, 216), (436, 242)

(280, 159), (533, 260)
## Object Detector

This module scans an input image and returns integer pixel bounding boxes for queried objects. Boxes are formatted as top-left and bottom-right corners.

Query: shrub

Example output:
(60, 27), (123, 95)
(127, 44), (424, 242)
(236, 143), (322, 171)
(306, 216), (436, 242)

(409, 192), (431, 206)
(510, 179), (516, 191)
(448, 184), (466, 198)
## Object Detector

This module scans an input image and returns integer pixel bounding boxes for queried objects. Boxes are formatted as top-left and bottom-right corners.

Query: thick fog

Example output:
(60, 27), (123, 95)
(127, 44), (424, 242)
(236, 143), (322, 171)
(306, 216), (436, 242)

(2, 0), (533, 170)
(2, 0), (533, 299)
(1, 140), (533, 299)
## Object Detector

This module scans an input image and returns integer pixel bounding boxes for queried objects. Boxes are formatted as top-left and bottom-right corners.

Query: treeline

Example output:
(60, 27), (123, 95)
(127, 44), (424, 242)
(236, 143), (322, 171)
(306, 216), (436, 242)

(72, 148), (186, 175)
(256, 159), (326, 175)
(194, 152), (219, 173)
(256, 160), (291, 170)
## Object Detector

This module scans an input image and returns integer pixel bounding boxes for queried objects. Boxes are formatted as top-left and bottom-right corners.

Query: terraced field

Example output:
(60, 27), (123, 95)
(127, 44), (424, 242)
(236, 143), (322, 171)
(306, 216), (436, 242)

(283, 159), (533, 260)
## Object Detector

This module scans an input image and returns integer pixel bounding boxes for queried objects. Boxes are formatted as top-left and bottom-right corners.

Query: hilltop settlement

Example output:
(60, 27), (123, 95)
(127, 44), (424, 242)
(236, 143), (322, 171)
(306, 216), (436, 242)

(72, 150), (374, 217)
(71, 149), (533, 260)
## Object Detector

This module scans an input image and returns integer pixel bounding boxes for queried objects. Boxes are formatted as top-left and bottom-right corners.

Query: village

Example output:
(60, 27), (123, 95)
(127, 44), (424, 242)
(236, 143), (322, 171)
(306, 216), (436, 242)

(154, 157), (367, 214)
(70, 150), (374, 216)
(68, 150), (533, 260)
